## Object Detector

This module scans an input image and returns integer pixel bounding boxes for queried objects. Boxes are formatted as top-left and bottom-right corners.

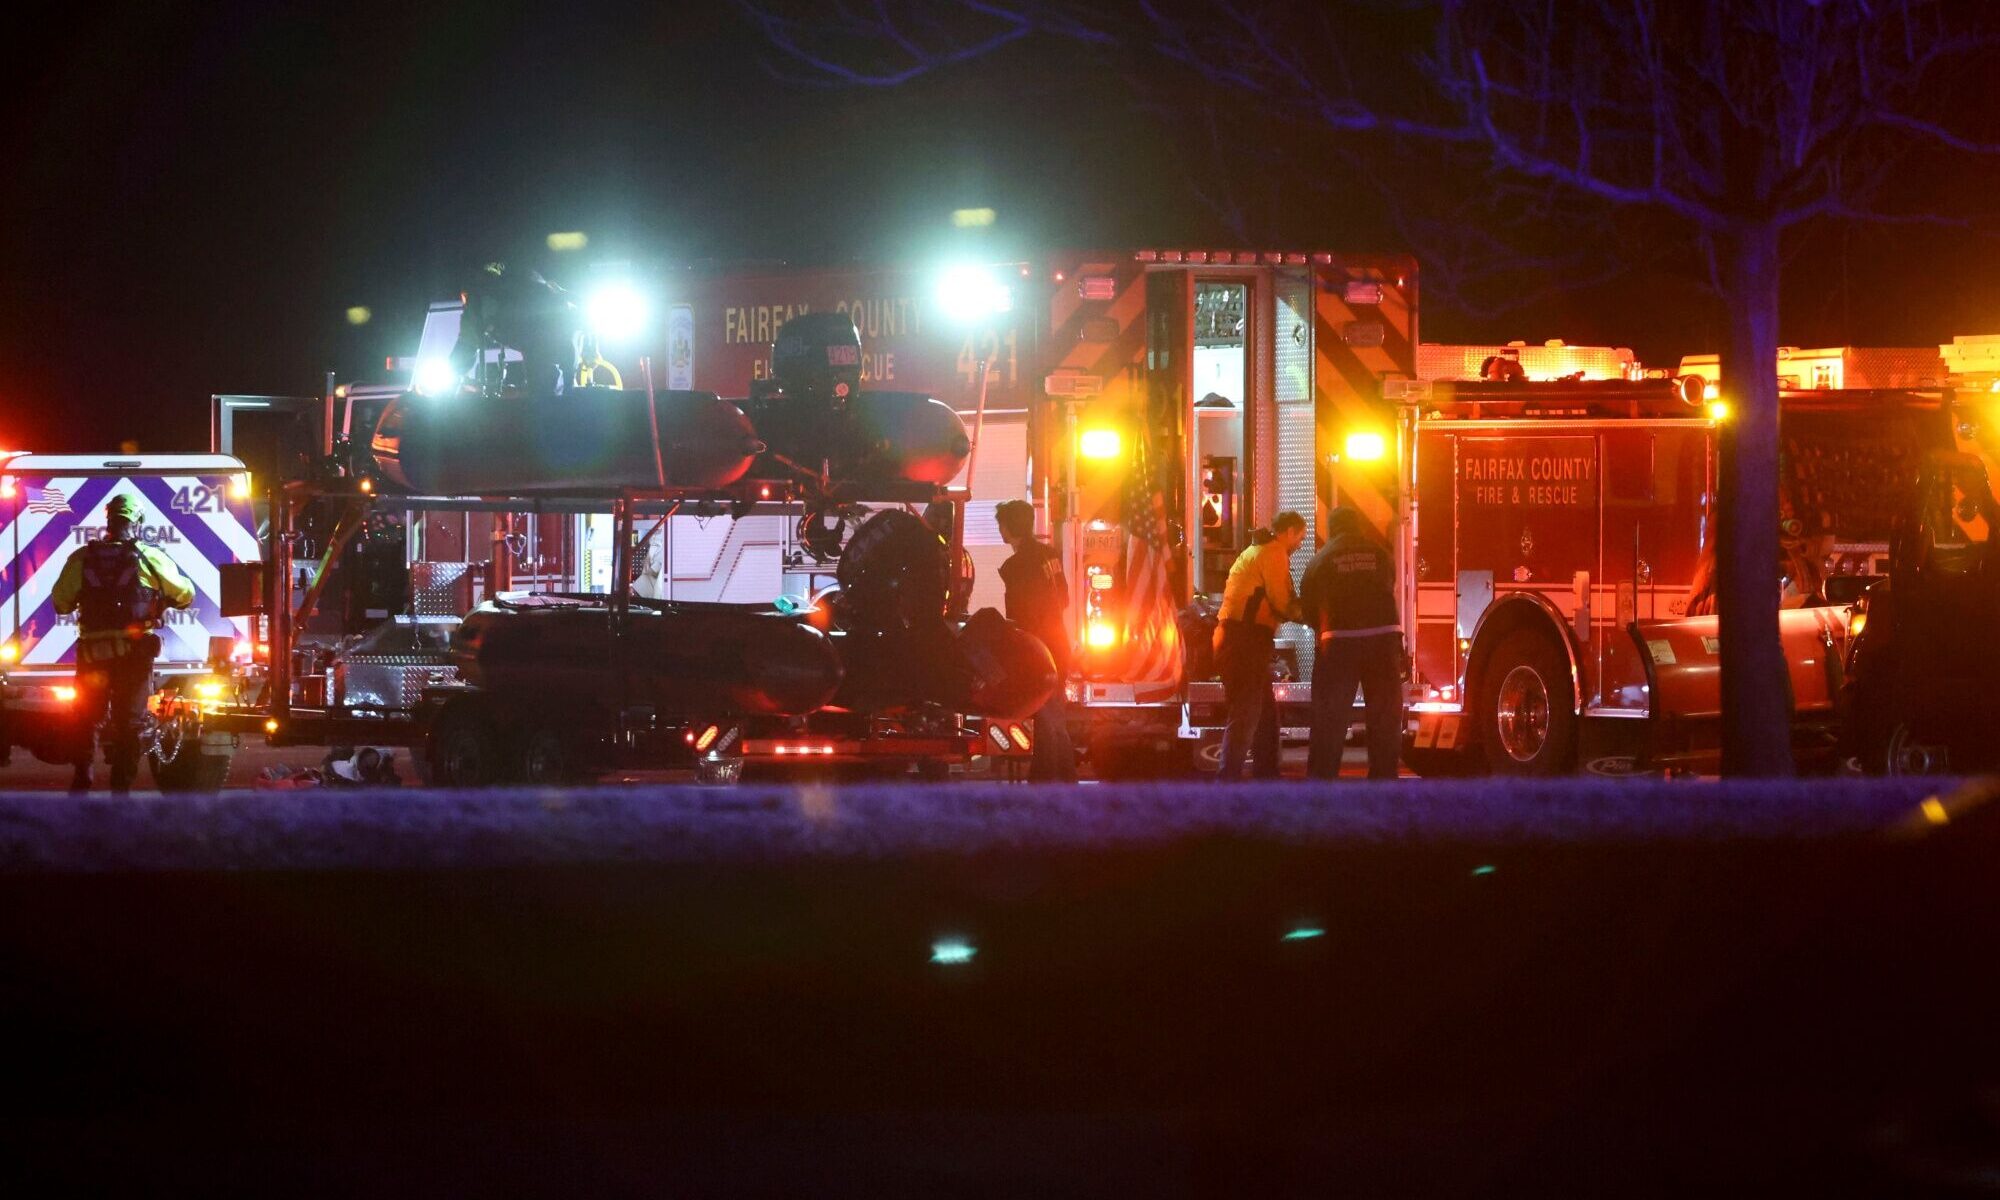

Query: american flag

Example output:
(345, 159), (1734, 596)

(24, 485), (68, 515)
(1120, 396), (1185, 693)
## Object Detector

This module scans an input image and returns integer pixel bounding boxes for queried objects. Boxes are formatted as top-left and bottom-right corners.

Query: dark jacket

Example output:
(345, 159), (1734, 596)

(1300, 523), (1398, 638)
(1000, 539), (1071, 673)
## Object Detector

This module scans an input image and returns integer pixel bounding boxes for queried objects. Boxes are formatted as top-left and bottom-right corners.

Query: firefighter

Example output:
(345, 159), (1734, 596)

(996, 499), (1076, 782)
(50, 495), (195, 793)
(1300, 507), (1403, 780)
(450, 262), (580, 395)
(1214, 511), (1307, 781)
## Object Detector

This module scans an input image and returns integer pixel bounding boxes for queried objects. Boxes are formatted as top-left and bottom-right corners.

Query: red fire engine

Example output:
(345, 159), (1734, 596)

(1394, 340), (1977, 776)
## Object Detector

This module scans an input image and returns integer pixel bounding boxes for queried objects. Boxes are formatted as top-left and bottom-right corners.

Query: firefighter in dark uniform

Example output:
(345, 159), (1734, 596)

(996, 499), (1076, 782)
(51, 495), (195, 792)
(449, 262), (580, 395)
(1299, 507), (1403, 780)
(1214, 511), (1308, 781)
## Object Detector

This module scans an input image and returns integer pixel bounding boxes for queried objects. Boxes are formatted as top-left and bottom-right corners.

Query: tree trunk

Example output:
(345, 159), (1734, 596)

(1715, 223), (1795, 777)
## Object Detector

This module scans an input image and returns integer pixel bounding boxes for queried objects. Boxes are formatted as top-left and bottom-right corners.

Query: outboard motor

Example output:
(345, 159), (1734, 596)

(827, 510), (1057, 720)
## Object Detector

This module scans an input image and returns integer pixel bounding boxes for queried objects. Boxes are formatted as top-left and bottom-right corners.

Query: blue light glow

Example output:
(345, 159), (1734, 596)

(1282, 926), (1325, 941)
(930, 938), (977, 965)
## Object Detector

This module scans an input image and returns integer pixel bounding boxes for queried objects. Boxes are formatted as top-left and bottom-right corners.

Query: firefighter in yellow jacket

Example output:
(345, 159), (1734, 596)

(51, 495), (195, 792)
(1213, 511), (1307, 780)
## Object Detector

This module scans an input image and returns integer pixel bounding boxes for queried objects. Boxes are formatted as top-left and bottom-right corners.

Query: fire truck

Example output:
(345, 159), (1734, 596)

(1392, 336), (1989, 775)
(657, 250), (1421, 775)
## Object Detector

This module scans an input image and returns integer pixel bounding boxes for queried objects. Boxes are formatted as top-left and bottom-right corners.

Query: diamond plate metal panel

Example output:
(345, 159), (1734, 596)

(409, 561), (474, 620)
(337, 656), (458, 710)
(1275, 272), (1317, 682)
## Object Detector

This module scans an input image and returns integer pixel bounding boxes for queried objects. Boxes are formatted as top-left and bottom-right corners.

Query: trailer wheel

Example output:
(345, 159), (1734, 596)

(149, 708), (232, 793)
(1478, 630), (1577, 775)
(427, 711), (501, 788)
(515, 726), (574, 786)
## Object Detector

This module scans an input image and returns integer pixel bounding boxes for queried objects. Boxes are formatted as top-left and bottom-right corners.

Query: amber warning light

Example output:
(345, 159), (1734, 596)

(1343, 431), (1389, 462)
(1079, 429), (1123, 459)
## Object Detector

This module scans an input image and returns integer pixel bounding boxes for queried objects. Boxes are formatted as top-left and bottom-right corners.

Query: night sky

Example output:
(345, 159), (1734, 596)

(5, 1), (1998, 454)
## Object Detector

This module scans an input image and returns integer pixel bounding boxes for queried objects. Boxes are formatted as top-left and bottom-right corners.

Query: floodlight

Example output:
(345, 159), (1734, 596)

(413, 357), (460, 396)
(586, 284), (650, 342)
(935, 264), (1013, 324)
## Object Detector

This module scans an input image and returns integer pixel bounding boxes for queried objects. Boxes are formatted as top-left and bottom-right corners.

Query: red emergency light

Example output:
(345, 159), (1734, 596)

(1077, 276), (1117, 302)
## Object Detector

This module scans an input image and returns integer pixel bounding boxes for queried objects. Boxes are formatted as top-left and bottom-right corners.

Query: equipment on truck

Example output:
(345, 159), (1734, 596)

(204, 278), (1043, 785)
(371, 387), (766, 495)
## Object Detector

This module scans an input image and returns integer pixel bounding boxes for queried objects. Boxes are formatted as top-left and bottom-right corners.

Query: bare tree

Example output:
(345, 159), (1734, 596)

(741, 0), (2000, 775)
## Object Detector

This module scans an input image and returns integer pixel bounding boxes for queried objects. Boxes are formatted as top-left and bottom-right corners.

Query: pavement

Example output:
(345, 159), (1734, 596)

(0, 774), (1993, 1195)
(0, 774), (1955, 873)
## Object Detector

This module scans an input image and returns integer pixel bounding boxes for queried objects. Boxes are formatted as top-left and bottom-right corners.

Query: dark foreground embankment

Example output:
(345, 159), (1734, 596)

(0, 778), (1994, 1196)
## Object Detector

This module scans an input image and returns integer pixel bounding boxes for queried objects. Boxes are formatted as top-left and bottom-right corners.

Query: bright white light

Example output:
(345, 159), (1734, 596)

(413, 357), (460, 396)
(587, 284), (650, 342)
(935, 264), (1013, 324)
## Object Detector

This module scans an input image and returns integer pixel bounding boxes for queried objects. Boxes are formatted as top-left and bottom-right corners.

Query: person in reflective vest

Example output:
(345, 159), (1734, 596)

(1214, 511), (1307, 781)
(1299, 507), (1403, 780)
(50, 495), (195, 792)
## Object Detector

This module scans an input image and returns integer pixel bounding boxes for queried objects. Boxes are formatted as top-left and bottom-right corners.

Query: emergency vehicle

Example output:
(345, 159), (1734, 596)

(0, 453), (258, 789)
(657, 250), (1420, 775)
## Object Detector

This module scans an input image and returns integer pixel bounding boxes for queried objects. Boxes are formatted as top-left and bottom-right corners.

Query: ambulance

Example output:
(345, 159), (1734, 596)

(0, 453), (258, 789)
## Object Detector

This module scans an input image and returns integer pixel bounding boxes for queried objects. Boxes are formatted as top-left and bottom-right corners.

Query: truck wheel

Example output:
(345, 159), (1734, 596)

(149, 710), (232, 793)
(427, 711), (501, 788)
(1191, 737), (1223, 776)
(1880, 721), (1951, 776)
(515, 726), (573, 786)
(1478, 630), (1577, 776)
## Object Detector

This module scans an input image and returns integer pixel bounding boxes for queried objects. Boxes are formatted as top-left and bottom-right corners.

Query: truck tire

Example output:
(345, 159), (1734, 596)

(515, 725), (574, 786)
(1877, 720), (1951, 776)
(426, 710), (501, 788)
(1478, 630), (1577, 776)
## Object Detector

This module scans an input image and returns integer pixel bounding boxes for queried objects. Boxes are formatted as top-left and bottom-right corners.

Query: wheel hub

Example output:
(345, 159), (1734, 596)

(1495, 665), (1552, 763)
(1887, 723), (1949, 775)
